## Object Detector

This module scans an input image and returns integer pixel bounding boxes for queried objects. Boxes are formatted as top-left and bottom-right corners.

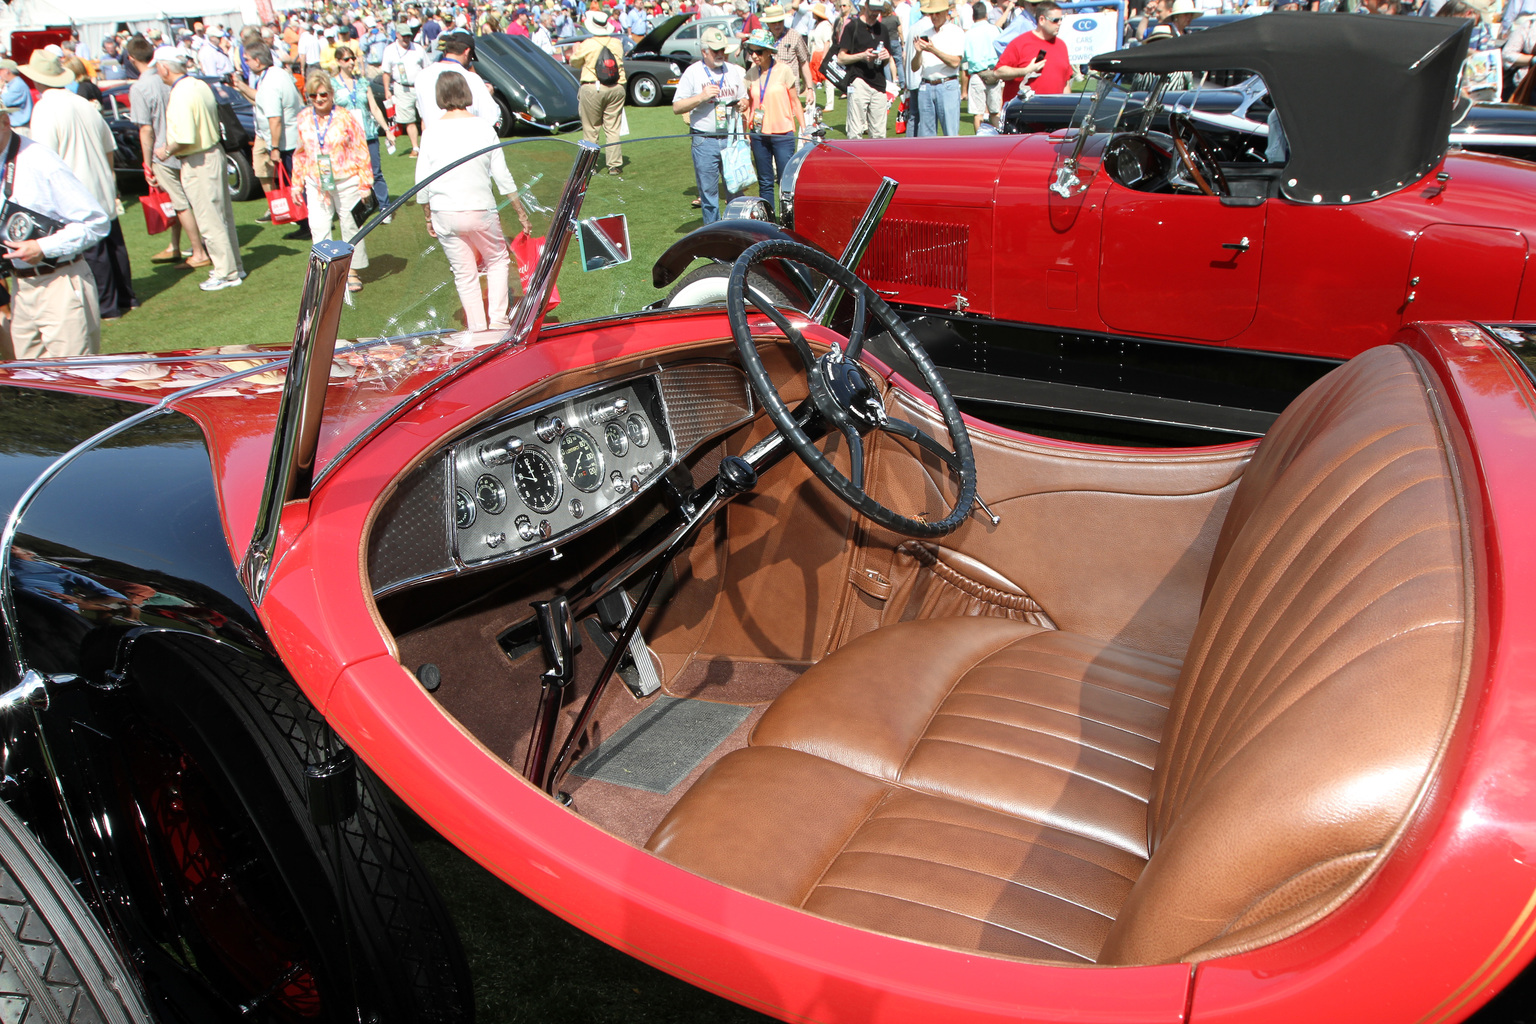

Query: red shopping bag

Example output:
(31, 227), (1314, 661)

(511, 232), (560, 313)
(141, 187), (176, 235)
(267, 162), (308, 225)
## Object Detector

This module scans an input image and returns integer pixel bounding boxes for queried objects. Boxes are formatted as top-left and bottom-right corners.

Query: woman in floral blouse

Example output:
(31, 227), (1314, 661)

(293, 69), (372, 292)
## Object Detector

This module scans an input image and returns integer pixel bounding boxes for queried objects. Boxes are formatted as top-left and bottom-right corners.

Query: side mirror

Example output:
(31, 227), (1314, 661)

(577, 213), (632, 271)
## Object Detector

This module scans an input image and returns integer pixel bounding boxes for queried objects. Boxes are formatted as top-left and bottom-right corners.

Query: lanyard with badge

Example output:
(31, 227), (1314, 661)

(707, 65), (731, 131)
(753, 70), (769, 132)
(314, 110), (337, 191)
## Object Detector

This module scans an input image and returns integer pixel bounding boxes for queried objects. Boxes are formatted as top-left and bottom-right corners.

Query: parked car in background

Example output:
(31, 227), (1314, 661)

(471, 33), (583, 134)
(557, 13), (692, 106)
(643, 14), (745, 61)
(98, 76), (259, 202)
(659, 15), (1536, 444)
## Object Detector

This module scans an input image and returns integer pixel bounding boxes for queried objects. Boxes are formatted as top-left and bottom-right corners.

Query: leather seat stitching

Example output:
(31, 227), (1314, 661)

(945, 691), (1167, 743)
(893, 633), (1038, 779)
(797, 786), (899, 908)
(916, 735), (1152, 802)
(933, 709), (1158, 770)
(826, 849), (1119, 920)
(967, 658), (1180, 707)
(807, 885), (1098, 961)
(864, 813), (1144, 882)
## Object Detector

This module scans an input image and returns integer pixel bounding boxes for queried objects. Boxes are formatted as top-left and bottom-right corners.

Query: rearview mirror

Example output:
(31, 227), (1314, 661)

(577, 214), (631, 271)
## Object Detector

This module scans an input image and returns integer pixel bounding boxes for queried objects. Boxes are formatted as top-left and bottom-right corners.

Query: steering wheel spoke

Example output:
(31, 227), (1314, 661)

(726, 238), (978, 538)
(880, 416), (960, 470)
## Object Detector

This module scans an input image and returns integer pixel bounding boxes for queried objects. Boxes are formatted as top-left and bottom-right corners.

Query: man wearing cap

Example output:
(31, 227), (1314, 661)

(989, 0), (1069, 98)
(673, 25), (748, 222)
(417, 32), (499, 128)
(27, 49), (136, 321)
(383, 26), (429, 156)
(363, 17), (390, 76)
(199, 27), (235, 76)
(0, 62), (32, 138)
(835, 0), (896, 138)
(572, 10), (628, 175)
(126, 36), (209, 271)
(761, 5), (816, 103)
(908, 0), (963, 135)
(0, 100), (109, 357)
(154, 47), (246, 291)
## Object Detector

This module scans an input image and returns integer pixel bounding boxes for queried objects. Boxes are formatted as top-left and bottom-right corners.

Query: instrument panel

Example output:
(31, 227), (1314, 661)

(452, 375), (676, 566)
(367, 361), (754, 595)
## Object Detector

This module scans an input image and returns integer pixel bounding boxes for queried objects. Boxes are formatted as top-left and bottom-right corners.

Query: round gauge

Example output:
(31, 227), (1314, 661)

(475, 474), (506, 515)
(560, 429), (604, 493)
(455, 488), (476, 529)
(604, 420), (629, 458)
(626, 413), (650, 449)
(512, 447), (561, 514)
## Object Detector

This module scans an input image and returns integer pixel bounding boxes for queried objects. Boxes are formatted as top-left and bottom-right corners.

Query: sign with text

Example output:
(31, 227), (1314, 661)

(1062, 11), (1122, 66)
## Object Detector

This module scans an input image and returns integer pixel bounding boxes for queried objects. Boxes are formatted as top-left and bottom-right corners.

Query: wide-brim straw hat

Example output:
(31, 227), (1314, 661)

(584, 9), (613, 32)
(761, 4), (788, 22)
(23, 49), (74, 87)
(919, 0), (949, 13)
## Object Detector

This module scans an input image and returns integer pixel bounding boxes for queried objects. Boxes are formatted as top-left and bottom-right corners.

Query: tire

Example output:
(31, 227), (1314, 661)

(495, 98), (516, 139)
(225, 148), (256, 202)
(629, 73), (661, 107)
(124, 639), (474, 1023)
(0, 796), (153, 1024)
(665, 262), (802, 309)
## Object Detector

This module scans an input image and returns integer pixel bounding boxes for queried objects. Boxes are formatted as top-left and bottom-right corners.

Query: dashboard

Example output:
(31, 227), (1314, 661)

(368, 361), (754, 596)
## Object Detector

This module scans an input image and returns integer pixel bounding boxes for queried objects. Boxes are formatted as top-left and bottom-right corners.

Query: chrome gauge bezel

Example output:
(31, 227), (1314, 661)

(626, 412), (650, 448)
(513, 446), (562, 514)
(559, 429), (604, 493)
(604, 420), (629, 458)
(475, 474), (507, 515)
(455, 487), (476, 529)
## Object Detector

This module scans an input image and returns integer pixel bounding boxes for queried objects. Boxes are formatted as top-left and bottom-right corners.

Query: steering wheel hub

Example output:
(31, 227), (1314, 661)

(811, 356), (884, 431)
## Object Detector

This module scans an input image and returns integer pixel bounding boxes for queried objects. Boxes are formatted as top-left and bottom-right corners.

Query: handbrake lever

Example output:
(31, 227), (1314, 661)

(524, 596), (575, 791)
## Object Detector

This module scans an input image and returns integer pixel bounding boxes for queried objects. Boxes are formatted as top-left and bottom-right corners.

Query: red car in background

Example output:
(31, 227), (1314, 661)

(661, 16), (1530, 442)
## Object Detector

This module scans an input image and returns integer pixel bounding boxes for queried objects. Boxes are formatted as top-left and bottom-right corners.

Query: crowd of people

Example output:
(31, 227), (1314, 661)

(0, 0), (1526, 357)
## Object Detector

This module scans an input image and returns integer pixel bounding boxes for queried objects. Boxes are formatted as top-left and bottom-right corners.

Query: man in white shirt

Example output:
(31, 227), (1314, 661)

(533, 12), (559, 54)
(672, 26), (748, 224)
(297, 24), (324, 70)
(246, 43), (304, 229)
(910, 0), (964, 135)
(199, 29), (234, 77)
(0, 105), (109, 357)
(25, 49), (136, 320)
(415, 32), (500, 130)
(382, 27), (429, 156)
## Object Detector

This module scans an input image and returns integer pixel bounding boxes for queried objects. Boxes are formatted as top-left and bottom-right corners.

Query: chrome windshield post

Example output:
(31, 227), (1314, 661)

(515, 141), (603, 344)
(809, 176), (898, 326)
(1051, 75), (1114, 199)
(240, 239), (354, 605)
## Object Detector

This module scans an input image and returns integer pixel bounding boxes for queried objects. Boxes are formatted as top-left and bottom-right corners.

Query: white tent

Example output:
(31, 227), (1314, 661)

(0, 0), (308, 54)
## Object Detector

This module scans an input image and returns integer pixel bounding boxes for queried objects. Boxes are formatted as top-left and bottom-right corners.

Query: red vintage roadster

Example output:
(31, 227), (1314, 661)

(0, 120), (1533, 1023)
(656, 15), (1536, 444)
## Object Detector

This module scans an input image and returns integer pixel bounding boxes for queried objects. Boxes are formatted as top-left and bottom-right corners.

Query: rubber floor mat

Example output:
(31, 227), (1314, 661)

(570, 696), (751, 794)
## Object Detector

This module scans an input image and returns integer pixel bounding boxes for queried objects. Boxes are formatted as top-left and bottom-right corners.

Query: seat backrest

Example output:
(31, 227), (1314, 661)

(1099, 345), (1471, 965)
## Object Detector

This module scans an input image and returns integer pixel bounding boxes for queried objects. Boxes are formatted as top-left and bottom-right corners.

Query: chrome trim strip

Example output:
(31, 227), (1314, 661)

(515, 141), (602, 345)
(240, 239), (354, 605)
(809, 176), (898, 326)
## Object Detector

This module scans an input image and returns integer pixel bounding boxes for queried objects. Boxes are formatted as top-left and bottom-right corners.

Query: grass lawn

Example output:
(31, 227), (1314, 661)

(104, 97), (965, 354)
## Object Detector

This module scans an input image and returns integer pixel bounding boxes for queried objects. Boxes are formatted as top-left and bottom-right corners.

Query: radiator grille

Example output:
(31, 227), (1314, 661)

(863, 219), (969, 293)
(658, 363), (753, 453)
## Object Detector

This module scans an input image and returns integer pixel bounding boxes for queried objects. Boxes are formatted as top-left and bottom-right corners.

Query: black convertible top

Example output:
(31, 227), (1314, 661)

(1090, 14), (1470, 204)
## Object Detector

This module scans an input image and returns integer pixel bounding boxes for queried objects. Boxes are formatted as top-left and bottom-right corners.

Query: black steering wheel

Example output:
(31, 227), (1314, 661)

(725, 239), (978, 538)
(1169, 112), (1231, 198)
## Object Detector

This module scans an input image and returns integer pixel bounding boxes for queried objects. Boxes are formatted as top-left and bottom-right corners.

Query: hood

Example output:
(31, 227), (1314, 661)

(474, 32), (583, 128)
(631, 14), (690, 57)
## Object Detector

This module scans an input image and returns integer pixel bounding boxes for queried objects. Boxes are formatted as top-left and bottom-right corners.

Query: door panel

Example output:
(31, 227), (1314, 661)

(1404, 224), (1527, 324)
(1099, 189), (1267, 342)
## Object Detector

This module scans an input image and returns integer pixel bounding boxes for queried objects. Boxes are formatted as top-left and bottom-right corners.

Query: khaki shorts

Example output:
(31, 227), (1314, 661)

(253, 134), (275, 180)
(968, 73), (1003, 116)
(152, 161), (191, 211)
(393, 84), (418, 124)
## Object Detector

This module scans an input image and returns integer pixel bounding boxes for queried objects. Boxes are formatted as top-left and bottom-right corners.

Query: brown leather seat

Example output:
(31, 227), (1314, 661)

(647, 345), (1473, 965)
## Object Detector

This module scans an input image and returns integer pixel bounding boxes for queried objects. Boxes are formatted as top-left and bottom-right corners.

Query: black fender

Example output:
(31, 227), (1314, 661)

(652, 220), (824, 306)
(0, 399), (472, 1023)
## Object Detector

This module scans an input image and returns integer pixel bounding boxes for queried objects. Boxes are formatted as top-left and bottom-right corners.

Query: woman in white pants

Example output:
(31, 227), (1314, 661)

(414, 72), (531, 334)
(293, 69), (371, 292)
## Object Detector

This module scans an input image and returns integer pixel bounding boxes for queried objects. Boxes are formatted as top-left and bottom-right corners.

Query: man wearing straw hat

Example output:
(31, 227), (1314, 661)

(27, 48), (137, 321)
(909, 0), (964, 135)
(571, 9), (628, 176)
(0, 99), (109, 357)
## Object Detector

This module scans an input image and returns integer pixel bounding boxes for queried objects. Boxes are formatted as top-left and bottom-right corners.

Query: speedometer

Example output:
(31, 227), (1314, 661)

(560, 430), (603, 493)
(513, 448), (561, 513)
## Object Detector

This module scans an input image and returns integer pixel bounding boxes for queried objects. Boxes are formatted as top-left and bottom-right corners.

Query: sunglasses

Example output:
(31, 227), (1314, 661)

(309, 91), (332, 98)
(1043, 15), (1063, 21)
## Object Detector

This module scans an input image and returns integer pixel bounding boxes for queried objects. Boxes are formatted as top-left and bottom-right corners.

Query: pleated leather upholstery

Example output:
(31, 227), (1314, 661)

(648, 345), (1471, 967)
(1100, 345), (1469, 964)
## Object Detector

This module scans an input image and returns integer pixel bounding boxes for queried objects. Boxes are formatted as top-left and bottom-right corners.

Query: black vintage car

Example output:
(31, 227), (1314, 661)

(470, 33), (583, 134)
(99, 76), (260, 201)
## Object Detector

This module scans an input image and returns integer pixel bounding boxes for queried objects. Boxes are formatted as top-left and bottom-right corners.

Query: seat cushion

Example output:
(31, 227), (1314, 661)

(752, 618), (1181, 857)
(648, 619), (1182, 963)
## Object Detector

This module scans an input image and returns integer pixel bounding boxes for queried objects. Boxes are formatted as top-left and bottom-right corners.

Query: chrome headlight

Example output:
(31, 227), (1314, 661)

(529, 95), (547, 120)
(777, 142), (816, 229)
(670, 62), (682, 75)
(722, 196), (774, 221)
